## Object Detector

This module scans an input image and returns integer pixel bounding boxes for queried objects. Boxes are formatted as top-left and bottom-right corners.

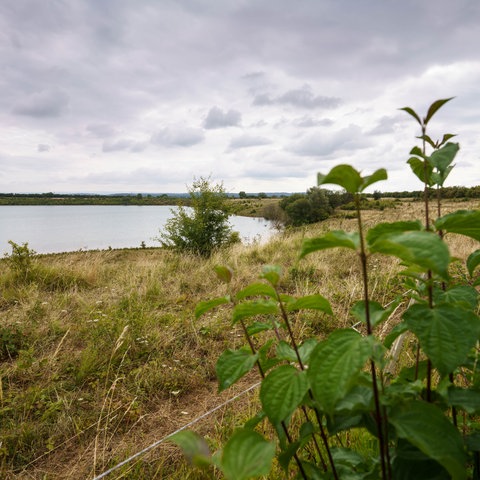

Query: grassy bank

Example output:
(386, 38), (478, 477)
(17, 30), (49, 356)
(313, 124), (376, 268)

(1, 199), (478, 479)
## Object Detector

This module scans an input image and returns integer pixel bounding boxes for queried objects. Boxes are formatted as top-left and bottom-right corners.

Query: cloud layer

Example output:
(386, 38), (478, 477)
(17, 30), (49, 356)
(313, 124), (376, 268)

(1, 0), (479, 193)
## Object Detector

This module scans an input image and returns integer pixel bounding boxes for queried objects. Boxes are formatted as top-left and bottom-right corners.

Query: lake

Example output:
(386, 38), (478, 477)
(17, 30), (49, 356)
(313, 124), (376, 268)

(0, 205), (276, 255)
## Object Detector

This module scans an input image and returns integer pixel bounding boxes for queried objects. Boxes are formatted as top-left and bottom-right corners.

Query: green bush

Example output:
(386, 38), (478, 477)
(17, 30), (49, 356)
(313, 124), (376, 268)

(159, 177), (239, 257)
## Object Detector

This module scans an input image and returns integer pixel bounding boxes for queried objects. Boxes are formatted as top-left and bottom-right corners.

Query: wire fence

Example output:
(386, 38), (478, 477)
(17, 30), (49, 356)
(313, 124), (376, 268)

(92, 382), (261, 479)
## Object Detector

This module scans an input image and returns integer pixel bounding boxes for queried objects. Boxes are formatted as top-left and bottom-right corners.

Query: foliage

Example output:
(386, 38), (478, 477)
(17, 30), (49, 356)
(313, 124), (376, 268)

(159, 177), (238, 257)
(4, 241), (37, 282)
(173, 99), (480, 479)
(279, 187), (353, 226)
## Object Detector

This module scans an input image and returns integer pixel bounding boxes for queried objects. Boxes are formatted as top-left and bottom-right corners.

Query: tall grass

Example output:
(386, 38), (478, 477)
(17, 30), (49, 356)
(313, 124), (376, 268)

(0, 199), (477, 478)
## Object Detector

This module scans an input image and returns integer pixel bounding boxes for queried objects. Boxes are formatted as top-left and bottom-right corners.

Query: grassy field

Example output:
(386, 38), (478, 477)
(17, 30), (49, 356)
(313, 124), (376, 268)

(0, 199), (478, 479)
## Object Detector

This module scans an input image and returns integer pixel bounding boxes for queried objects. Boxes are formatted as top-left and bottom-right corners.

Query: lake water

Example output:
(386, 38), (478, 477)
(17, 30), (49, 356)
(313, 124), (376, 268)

(0, 205), (276, 255)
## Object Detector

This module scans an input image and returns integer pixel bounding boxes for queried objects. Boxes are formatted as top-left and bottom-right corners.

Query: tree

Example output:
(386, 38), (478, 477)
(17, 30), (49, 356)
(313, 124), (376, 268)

(239, 191), (247, 199)
(279, 188), (334, 226)
(159, 177), (238, 257)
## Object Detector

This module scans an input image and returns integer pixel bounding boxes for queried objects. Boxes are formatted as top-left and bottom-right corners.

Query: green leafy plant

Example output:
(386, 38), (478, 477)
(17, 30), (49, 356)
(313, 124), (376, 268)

(159, 177), (239, 257)
(4, 241), (37, 282)
(170, 99), (480, 479)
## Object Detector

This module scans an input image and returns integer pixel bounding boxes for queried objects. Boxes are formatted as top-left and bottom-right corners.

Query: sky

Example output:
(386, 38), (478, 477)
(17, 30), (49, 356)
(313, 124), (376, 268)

(1, 0), (480, 194)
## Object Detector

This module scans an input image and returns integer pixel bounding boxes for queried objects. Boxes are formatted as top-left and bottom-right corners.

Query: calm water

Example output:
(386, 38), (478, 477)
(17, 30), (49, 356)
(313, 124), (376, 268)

(0, 205), (276, 255)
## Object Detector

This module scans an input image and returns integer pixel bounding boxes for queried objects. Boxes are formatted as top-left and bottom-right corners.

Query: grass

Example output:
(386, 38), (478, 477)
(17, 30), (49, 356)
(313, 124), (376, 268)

(0, 199), (478, 479)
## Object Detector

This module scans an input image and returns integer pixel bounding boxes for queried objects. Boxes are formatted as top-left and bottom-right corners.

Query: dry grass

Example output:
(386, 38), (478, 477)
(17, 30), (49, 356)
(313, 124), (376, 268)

(0, 199), (478, 479)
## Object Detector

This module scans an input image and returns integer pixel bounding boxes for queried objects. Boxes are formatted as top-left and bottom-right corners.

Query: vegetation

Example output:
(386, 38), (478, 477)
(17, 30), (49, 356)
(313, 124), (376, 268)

(170, 99), (480, 479)
(158, 177), (239, 257)
(277, 188), (354, 226)
(0, 199), (478, 479)
(1, 99), (479, 480)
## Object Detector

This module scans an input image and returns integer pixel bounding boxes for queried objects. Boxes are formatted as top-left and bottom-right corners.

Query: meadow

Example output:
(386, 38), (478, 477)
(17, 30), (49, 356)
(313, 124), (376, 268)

(0, 198), (479, 479)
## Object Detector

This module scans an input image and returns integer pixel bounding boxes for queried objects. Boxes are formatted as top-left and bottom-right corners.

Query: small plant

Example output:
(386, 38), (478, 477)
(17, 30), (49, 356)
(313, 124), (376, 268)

(159, 177), (239, 257)
(171, 99), (480, 479)
(4, 241), (37, 282)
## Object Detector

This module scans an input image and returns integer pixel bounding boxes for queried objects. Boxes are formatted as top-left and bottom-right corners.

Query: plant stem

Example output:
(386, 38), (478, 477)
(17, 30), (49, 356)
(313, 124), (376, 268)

(275, 290), (337, 477)
(355, 194), (390, 480)
(238, 318), (308, 480)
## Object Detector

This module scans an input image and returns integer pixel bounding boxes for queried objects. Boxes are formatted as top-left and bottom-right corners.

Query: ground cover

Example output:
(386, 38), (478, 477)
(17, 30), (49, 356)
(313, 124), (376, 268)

(0, 199), (478, 479)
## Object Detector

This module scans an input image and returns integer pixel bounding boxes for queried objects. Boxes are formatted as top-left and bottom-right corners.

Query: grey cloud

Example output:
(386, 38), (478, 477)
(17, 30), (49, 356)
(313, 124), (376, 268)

(102, 138), (148, 153)
(12, 89), (69, 118)
(87, 123), (117, 138)
(254, 85), (341, 110)
(37, 144), (51, 152)
(294, 116), (335, 128)
(203, 107), (241, 129)
(368, 115), (403, 135)
(151, 126), (205, 147)
(228, 135), (271, 150)
(290, 125), (370, 157)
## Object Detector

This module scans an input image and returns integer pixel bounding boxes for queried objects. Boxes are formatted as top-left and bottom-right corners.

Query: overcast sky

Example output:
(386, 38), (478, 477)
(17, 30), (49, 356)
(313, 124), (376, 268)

(1, 0), (479, 194)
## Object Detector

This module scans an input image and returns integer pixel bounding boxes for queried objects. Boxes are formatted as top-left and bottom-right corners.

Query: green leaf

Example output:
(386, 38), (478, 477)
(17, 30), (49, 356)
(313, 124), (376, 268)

(366, 220), (422, 246)
(465, 433), (480, 452)
(236, 283), (277, 301)
(277, 422), (315, 472)
(300, 230), (360, 258)
(389, 400), (467, 480)
(335, 383), (374, 413)
(257, 339), (279, 373)
(448, 387), (480, 414)
(169, 430), (211, 468)
(424, 97), (455, 125)
(246, 321), (274, 335)
(369, 231), (450, 280)
(260, 365), (309, 423)
(433, 285), (479, 310)
(440, 133), (457, 146)
(243, 410), (267, 430)
(297, 338), (319, 364)
(350, 300), (397, 329)
(392, 440), (451, 480)
(308, 329), (373, 414)
(407, 157), (434, 186)
(215, 265), (233, 283)
(400, 106), (422, 126)
(435, 210), (480, 241)
(317, 164), (363, 193)
(195, 296), (230, 319)
(360, 168), (388, 192)
(232, 300), (279, 324)
(410, 145), (424, 157)
(260, 265), (282, 286)
(418, 134), (437, 149)
(216, 349), (258, 392)
(403, 303), (480, 376)
(428, 142), (459, 173)
(276, 338), (318, 364)
(221, 429), (276, 480)
(285, 294), (332, 315)
(384, 322), (409, 349)
(467, 249), (480, 277)
(276, 340), (297, 362)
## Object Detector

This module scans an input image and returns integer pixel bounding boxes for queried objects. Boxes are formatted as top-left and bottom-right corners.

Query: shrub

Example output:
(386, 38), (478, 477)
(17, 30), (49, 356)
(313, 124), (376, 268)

(159, 177), (239, 257)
